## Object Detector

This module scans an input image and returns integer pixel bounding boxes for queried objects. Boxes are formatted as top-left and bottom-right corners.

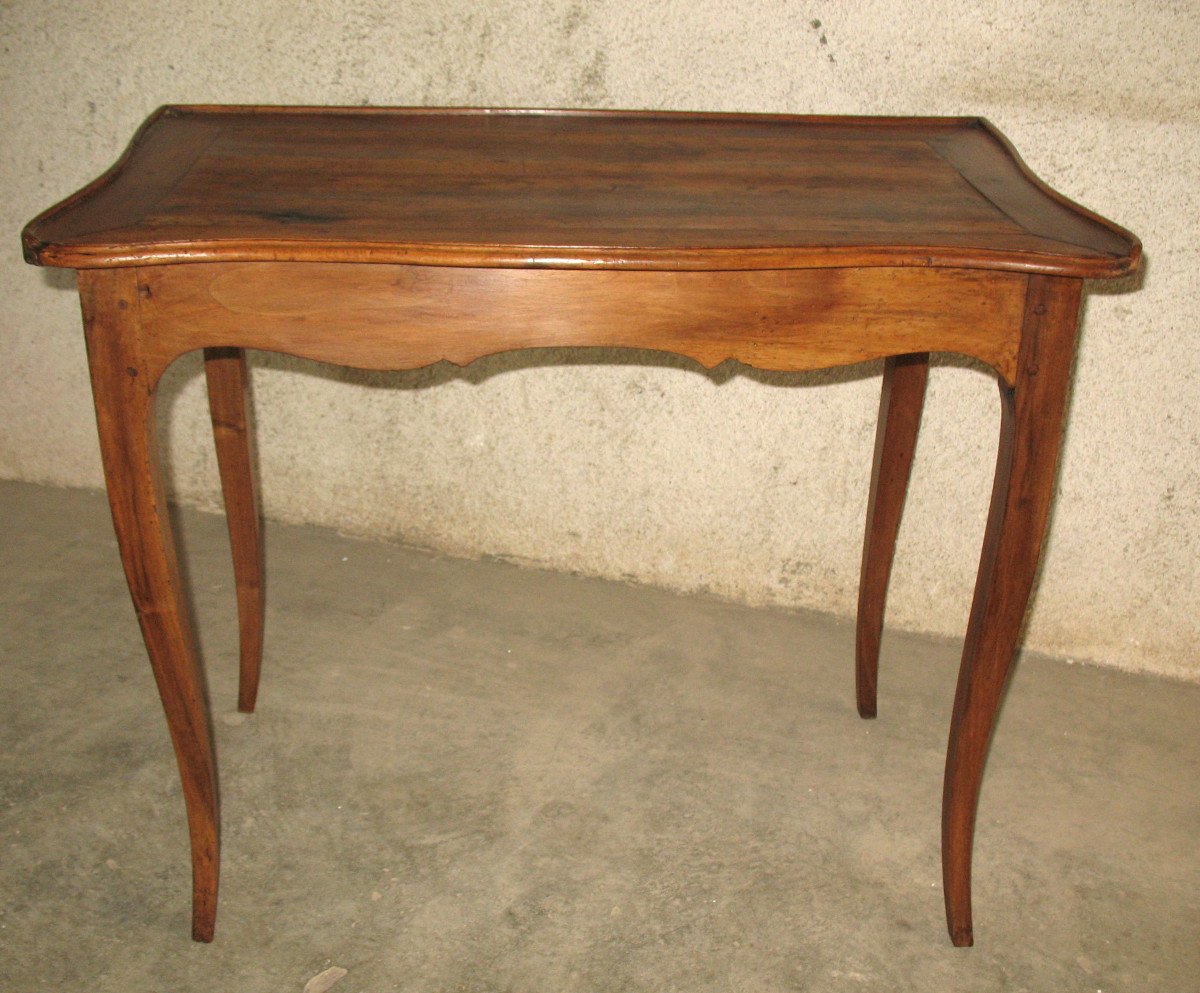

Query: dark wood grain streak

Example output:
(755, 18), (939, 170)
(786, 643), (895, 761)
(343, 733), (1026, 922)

(78, 267), (219, 942)
(856, 353), (929, 718)
(204, 348), (264, 713)
(942, 275), (1083, 946)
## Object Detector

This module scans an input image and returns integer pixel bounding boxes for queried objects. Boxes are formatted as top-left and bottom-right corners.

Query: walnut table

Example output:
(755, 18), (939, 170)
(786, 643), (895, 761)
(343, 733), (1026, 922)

(22, 106), (1140, 945)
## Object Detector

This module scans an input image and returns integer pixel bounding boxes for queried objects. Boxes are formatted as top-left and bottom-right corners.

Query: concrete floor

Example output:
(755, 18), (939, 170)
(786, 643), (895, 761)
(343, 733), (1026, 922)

(0, 480), (1196, 992)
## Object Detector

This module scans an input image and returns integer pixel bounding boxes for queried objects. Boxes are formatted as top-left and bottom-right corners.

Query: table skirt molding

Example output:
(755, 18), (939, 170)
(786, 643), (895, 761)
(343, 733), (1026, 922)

(85, 263), (1033, 389)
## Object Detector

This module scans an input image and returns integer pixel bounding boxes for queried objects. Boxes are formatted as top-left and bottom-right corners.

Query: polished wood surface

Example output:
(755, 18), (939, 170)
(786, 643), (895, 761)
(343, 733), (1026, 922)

(23, 107), (1139, 947)
(24, 106), (1138, 276)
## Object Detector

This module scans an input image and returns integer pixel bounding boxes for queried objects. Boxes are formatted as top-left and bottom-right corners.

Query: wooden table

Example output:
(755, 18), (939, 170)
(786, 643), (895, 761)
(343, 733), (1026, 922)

(22, 106), (1139, 946)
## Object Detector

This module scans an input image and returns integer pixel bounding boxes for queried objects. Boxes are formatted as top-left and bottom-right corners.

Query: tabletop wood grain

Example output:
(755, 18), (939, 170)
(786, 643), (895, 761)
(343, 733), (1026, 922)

(23, 106), (1138, 277)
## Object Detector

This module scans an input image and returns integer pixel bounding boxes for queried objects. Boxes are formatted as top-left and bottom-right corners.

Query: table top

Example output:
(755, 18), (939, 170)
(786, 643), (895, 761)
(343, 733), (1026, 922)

(23, 106), (1138, 277)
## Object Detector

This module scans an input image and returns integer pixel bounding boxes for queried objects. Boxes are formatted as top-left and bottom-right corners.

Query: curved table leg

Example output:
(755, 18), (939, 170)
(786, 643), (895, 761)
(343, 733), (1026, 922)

(942, 275), (1082, 946)
(80, 270), (220, 942)
(204, 347), (264, 713)
(856, 353), (929, 718)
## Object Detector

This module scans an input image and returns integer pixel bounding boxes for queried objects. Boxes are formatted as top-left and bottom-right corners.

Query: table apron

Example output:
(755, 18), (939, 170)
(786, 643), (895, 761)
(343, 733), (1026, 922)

(126, 262), (1027, 384)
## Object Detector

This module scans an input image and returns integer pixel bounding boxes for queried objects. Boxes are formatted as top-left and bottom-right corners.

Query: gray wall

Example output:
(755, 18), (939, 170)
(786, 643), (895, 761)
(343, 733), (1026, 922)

(2, 1), (1196, 679)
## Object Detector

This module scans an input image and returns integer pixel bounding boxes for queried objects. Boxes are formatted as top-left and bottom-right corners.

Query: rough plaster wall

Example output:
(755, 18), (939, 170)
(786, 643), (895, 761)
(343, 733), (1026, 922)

(1, 1), (1197, 679)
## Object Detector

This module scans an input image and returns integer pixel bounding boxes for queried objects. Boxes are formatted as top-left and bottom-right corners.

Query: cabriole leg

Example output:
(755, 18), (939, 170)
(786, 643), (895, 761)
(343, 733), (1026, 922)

(80, 269), (220, 942)
(204, 347), (264, 713)
(942, 276), (1082, 946)
(856, 353), (929, 717)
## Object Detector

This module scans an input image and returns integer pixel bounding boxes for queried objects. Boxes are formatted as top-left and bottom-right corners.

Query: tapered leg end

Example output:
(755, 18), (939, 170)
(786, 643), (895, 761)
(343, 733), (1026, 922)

(236, 624), (263, 714)
(855, 653), (878, 718)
